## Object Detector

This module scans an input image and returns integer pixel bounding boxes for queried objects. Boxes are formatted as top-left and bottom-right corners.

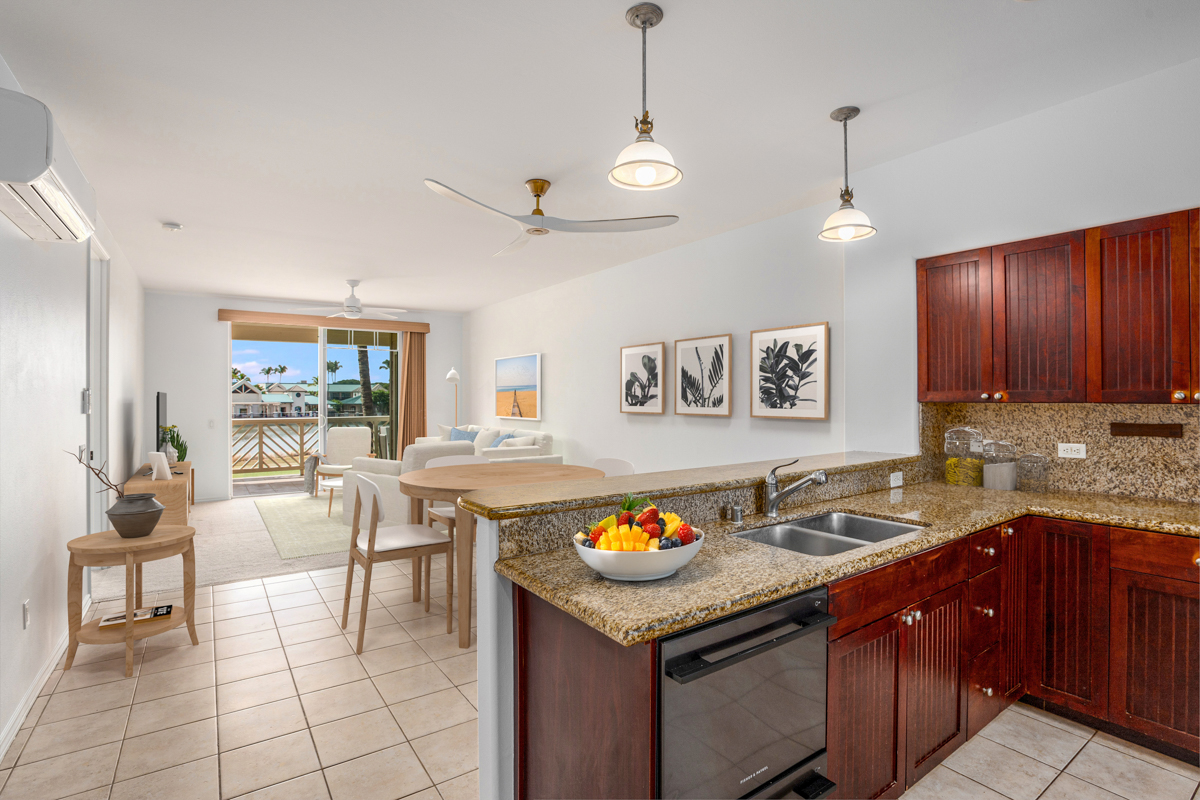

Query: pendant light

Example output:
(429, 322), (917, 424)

(609, 4), (682, 190)
(819, 106), (876, 242)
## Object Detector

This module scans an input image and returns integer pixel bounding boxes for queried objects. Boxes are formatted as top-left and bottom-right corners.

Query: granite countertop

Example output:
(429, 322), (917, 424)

(460, 451), (920, 520)
(494, 482), (1200, 647)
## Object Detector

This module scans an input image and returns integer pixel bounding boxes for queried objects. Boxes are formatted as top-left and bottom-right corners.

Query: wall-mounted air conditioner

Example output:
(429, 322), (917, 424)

(0, 87), (96, 242)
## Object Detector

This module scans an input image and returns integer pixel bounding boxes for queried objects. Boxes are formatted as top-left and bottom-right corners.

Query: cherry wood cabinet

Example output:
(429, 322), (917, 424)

(992, 232), (1087, 402)
(997, 521), (1027, 705)
(1085, 211), (1193, 403)
(903, 584), (968, 787)
(916, 248), (993, 402)
(1026, 518), (1111, 718)
(917, 208), (1199, 404)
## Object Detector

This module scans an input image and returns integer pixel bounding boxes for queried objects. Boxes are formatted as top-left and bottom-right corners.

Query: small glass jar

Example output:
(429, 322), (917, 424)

(944, 427), (984, 486)
(1018, 454), (1049, 493)
(983, 441), (1018, 490)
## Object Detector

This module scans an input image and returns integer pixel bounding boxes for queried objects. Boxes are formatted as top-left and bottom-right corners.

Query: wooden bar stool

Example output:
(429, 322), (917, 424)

(340, 476), (452, 654)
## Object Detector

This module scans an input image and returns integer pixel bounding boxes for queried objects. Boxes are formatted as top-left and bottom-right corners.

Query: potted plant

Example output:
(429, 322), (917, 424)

(158, 424), (188, 463)
(68, 451), (164, 538)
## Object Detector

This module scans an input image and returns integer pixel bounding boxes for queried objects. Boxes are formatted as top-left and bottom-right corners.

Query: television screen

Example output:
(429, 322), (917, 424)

(156, 392), (167, 433)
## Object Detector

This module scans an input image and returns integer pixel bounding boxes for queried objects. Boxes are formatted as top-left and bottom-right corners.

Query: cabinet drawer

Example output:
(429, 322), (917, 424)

(967, 645), (1002, 739)
(1110, 528), (1199, 583)
(967, 566), (1002, 657)
(828, 540), (967, 638)
(968, 527), (1002, 576)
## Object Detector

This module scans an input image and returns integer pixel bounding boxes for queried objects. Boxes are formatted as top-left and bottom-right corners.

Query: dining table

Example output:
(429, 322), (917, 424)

(399, 462), (605, 647)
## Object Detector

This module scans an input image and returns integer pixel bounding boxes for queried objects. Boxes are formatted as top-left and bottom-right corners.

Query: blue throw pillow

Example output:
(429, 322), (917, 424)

(492, 433), (514, 447)
(449, 427), (478, 443)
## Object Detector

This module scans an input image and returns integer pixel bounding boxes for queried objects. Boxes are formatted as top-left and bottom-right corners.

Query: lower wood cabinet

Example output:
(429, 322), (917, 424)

(1025, 518), (1111, 717)
(903, 584), (968, 787)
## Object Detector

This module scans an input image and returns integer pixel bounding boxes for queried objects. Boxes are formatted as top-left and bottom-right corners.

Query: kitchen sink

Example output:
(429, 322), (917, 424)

(790, 511), (924, 543)
(733, 512), (924, 556)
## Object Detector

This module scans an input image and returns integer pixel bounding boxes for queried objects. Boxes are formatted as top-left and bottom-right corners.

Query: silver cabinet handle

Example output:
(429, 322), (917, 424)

(1194, 392), (1200, 402)
(1194, 556), (1199, 566)
(1173, 391), (1187, 400)
(902, 609), (923, 626)
(980, 393), (989, 400)
(981, 607), (995, 617)
(980, 546), (995, 556)
(992, 392), (1004, 401)
(984, 688), (994, 697)
(1001, 526), (1013, 536)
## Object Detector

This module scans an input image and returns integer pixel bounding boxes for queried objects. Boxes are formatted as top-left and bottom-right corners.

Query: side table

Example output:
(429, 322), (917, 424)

(65, 525), (199, 677)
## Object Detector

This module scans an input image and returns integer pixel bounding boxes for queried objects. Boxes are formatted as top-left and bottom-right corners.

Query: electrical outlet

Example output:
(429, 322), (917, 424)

(890, 471), (903, 488)
(1058, 443), (1086, 458)
(22, 600), (30, 630)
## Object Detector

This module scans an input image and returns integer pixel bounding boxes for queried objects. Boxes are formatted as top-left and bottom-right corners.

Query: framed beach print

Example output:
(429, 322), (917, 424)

(620, 342), (665, 414)
(675, 334), (732, 417)
(495, 353), (541, 420)
(750, 322), (829, 420)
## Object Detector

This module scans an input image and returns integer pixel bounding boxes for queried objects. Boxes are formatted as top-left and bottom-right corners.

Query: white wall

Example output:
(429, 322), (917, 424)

(843, 58), (1200, 454)
(143, 293), (464, 500)
(0, 217), (89, 746)
(464, 203), (849, 473)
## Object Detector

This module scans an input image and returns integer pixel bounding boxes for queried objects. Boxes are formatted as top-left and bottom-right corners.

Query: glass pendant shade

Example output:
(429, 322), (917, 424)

(819, 203), (876, 242)
(609, 134), (681, 190)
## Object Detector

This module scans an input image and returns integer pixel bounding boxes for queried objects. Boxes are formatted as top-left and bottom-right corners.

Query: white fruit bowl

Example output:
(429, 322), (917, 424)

(574, 531), (704, 582)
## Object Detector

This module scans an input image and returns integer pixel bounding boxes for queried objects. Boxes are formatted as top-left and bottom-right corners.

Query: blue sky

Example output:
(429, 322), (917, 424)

(233, 340), (393, 384)
(495, 354), (539, 389)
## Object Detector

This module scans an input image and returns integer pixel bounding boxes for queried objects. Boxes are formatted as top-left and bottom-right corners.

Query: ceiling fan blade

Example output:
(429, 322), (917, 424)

(425, 179), (521, 223)
(326, 312), (349, 318)
(493, 230), (531, 257)
(288, 306), (348, 314)
(359, 310), (401, 320)
(515, 214), (680, 233)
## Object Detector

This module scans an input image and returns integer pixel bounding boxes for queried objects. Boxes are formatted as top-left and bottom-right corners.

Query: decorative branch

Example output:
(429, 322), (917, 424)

(66, 450), (125, 497)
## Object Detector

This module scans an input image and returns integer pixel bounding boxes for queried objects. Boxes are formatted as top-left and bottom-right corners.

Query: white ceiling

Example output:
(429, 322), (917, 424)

(1, 1), (1197, 312)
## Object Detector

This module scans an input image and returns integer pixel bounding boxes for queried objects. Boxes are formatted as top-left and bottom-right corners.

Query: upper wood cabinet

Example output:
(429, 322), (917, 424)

(917, 208), (1199, 403)
(916, 248), (993, 402)
(1086, 211), (1193, 403)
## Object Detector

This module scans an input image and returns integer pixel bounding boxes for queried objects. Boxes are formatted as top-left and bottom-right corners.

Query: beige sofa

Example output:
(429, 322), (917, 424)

(413, 425), (560, 464)
(341, 440), (475, 528)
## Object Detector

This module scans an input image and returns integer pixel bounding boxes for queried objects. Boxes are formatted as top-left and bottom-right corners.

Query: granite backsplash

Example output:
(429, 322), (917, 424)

(920, 403), (1199, 503)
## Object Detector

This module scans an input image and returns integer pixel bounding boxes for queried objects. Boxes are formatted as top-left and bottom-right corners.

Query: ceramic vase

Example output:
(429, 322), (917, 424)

(106, 493), (165, 538)
(161, 443), (178, 464)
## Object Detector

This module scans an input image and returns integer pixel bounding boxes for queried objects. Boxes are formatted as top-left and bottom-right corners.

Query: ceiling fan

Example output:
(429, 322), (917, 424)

(289, 280), (407, 320)
(424, 178), (679, 256)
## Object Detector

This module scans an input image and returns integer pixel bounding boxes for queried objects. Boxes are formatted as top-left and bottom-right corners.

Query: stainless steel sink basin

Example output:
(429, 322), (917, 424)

(734, 523), (870, 557)
(733, 512), (924, 556)
(790, 512), (924, 543)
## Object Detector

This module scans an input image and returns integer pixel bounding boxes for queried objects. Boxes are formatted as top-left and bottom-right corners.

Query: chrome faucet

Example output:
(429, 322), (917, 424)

(765, 459), (828, 518)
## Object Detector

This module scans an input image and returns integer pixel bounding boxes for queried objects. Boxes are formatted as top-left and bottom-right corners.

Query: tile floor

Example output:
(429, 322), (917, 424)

(0, 554), (478, 800)
(907, 702), (1200, 800)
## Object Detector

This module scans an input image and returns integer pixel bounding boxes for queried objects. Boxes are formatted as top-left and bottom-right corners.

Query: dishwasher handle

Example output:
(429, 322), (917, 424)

(665, 611), (835, 684)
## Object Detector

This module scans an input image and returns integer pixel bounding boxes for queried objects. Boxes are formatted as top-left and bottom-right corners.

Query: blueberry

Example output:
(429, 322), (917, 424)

(582, 539), (594, 548)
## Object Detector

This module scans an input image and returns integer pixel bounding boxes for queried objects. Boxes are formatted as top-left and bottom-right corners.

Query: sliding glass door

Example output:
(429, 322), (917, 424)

(321, 329), (400, 459)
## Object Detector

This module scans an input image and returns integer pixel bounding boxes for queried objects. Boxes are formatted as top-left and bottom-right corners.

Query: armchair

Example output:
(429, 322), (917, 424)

(316, 427), (372, 495)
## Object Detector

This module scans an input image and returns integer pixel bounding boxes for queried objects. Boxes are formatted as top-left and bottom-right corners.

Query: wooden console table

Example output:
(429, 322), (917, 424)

(65, 525), (199, 677)
(125, 460), (193, 525)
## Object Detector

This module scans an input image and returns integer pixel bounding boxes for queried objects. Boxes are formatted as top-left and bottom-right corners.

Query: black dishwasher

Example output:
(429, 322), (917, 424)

(659, 587), (836, 799)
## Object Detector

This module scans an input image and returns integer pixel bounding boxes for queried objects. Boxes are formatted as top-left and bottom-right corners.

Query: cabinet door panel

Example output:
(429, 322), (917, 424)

(1027, 519), (1110, 717)
(967, 646), (1003, 739)
(998, 522), (1027, 705)
(828, 613), (905, 800)
(1110, 569), (1200, 751)
(905, 584), (967, 787)
(917, 249), (993, 402)
(966, 567), (1002, 659)
(1085, 211), (1192, 403)
(992, 232), (1086, 402)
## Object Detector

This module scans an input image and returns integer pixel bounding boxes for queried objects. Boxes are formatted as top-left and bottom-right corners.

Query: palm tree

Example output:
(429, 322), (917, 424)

(327, 360), (342, 382)
(276, 365), (289, 383)
(357, 346), (375, 416)
(231, 368), (247, 381)
(261, 366), (275, 382)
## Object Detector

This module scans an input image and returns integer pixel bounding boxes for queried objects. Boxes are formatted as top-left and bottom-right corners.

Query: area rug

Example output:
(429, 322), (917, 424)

(256, 493), (353, 559)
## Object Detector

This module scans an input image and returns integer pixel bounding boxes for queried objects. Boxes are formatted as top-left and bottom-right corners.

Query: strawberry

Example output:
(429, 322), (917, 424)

(643, 523), (661, 538)
(677, 523), (695, 545)
(589, 524), (605, 544)
(636, 507), (660, 527)
(618, 511), (635, 527)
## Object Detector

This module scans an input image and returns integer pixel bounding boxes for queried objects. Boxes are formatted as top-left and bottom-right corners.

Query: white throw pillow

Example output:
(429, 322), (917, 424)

(436, 424), (453, 441)
(500, 436), (536, 448)
(474, 428), (501, 456)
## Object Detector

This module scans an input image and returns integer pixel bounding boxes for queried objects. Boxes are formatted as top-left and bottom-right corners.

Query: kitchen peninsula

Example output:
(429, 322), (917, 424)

(465, 451), (1200, 799)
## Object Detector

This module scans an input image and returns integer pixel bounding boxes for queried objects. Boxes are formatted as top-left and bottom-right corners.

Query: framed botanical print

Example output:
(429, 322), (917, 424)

(675, 334), (731, 417)
(620, 342), (665, 414)
(750, 322), (829, 420)
(495, 353), (541, 420)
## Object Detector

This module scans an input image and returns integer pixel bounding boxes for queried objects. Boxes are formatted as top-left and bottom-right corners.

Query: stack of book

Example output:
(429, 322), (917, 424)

(98, 604), (173, 628)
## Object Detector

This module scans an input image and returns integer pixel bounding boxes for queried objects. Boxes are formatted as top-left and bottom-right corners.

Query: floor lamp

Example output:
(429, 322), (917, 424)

(446, 368), (460, 427)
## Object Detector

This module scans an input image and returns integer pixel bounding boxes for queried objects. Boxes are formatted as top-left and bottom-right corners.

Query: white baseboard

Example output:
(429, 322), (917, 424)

(0, 594), (89, 760)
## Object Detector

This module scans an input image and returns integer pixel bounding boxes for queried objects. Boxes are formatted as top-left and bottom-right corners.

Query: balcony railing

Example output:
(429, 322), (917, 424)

(231, 416), (392, 474)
